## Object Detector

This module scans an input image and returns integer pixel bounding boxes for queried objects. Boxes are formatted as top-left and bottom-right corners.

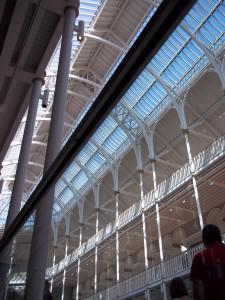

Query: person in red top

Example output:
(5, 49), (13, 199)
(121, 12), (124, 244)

(190, 224), (225, 300)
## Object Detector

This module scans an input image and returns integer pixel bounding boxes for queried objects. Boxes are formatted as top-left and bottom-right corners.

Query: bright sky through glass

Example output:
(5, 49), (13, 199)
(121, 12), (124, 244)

(54, 0), (225, 219)
(0, 0), (224, 225)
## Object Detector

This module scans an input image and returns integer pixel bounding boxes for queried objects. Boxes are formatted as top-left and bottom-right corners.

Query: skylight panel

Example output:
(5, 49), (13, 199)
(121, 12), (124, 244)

(189, 40), (204, 58)
(4, 146), (22, 162)
(153, 82), (168, 98)
(81, 2), (100, 9)
(102, 127), (127, 156)
(23, 0), (225, 222)
(193, 2), (209, 20)
(214, 10), (225, 28)
(184, 15), (199, 32)
(79, 6), (99, 13)
(2, 165), (16, 177)
(200, 0), (213, 12)
(150, 56), (166, 74)
(77, 142), (97, 165)
(93, 116), (117, 145)
(208, 16), (223, 34)
(198, 25), (217, 45)
(134, 101), (150, 119)
(123, 70), (155, 107)
(55, 179), (67, 196)
(71, 170), (88, 191)
(205, 18), (222, 36)
(84, 156), (103, 175)
(64, 161), (80, 182)
(58, 187), (74, 205)
(56, 0), (224, 217)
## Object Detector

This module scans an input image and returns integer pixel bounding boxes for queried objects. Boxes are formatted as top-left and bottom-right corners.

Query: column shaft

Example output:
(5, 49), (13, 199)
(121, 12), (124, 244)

(24, 7), (77, 300)
(115, 192), (120, 296)
(61, 237), (69, 300)
(139, 171), (149, 270)
(50, 246), (57, 292)
(6, 78), (43, 229)
(94, 209), (99, 295)
(152, 161), (167, 300)
(0, 78), (42, 298)
(76, 225), (83, 300)
(184, 132), (203, 229)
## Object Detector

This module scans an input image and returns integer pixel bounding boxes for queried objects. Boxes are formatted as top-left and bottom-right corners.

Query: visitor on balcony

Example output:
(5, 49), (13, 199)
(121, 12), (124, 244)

(170, 277), (192, 299)
(191, 224), (225, 300)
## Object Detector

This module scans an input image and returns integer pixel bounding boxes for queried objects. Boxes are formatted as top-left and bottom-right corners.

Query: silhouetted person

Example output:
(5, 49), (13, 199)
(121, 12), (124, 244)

(191, 224), (225, 300)
(170, 277), (192, 300)
(43, 280), (53, 300)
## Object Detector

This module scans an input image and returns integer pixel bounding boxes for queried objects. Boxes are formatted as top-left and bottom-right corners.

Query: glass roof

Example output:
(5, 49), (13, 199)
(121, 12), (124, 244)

(0, 0), (224, 225)
(54, 0), (225, 218)
(0, 0), (105, 224)
(0, 0), (162, 223)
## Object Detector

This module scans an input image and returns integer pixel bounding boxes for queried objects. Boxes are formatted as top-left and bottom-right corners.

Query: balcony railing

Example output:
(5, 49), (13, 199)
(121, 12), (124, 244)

(9, 134), (225, 287)
(44, 134), (225, 278)
(85, 243), (204, 300)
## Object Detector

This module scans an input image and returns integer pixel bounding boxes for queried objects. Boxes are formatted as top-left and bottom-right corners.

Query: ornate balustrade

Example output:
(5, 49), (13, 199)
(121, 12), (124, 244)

(45, 134), (225, 278)
(9, 135), (225, 288)
(85, 243), (204, 300)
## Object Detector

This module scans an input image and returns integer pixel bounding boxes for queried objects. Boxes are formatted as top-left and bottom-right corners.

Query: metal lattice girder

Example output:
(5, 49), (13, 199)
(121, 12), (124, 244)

(110, 111), (143, 170)
(121, 101), (156, 160)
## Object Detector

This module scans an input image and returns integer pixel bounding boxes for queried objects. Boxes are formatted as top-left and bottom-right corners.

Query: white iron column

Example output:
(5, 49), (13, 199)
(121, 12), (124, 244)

(176, 100), (204, 229)
(152, 160), (167, 300)
(184, 130), (204, 230)
(61, 235), (70, 300)
(111, 163), (120, 297)
(115, 190), (120, 297)
(0, 77), (43, 298)
(93, 183), (100, 296)
(50, 222), (59, 292)
(50, 245), (57, 292)
(94, 208), (99, 295)
(145, 288), (151, 300)
(145, 128), (166, 300)
(61, 213), (71, 300)
(25, 6), (78, 300)
(184, 130), (204, 229)
(76, 224), (83, 300)
(135, 142), (149, 276)
(139, 170), (149, 271)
